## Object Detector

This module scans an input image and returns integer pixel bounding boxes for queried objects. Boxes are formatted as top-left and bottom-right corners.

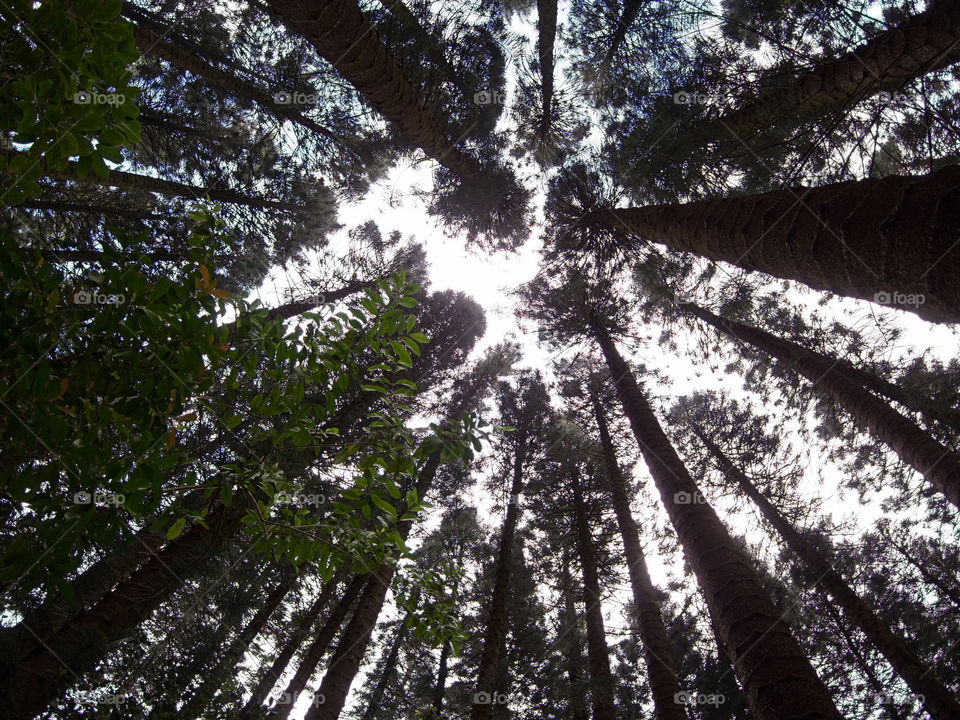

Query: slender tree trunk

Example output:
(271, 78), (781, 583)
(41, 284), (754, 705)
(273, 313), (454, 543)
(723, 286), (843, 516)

(587, 318), (844, 720)
(590, 388), (689, 720)
(431, 638), (451, 714)
(18, 200), (165, 221)
(471, 428), (528, 720)
(822, 602), (907, 720)
(125, 17), (350, 148)
(1, 150), (305, 214)
(721, 0), (960, 136)
(358, 615), (409, 720)
(179, 577), (296, 720)
(537, 0), (558, 135)
(696, 429), (960, 720)
(597, 0), (642, 82)
(303, 452), (445, 720)
(266, 0), (482, 182)
(583, 164), (960, 324)
(885, 534), (960, 611)
(570, 471), (618, 720)
(238, 572), (345, 720)
(0, 505), (243, 720)
(560, 551), (590, 720)
(267, 573), (368, 720)
(682, 302), (960, 509)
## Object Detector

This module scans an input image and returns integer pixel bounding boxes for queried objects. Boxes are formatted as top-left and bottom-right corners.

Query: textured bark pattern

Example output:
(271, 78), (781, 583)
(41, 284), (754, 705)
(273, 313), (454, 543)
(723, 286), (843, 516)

(2, 150), (303, 213)
(701, 433), (960, 720)
(129, 22), (347, 146)
(591, 392), (689, 720)
(180, 577), (295, 720)
(268, 574), (368, 720)
(722, 0), (960, 135)
(471, 430), (528, 720)
(304, 452), (444, 720)
(267, 0), (481, 181)
(358, 616), (408, 720)
(2, 506), (242, 720)
(589, 320), (844, 720)
(590, 165), (960, 324)
(380, 0), (460, 82)
(571, 473), (618, 720)
(684, 303), (960, 509)
(537, 0), (558, 134)
(238, 573), (343, 720)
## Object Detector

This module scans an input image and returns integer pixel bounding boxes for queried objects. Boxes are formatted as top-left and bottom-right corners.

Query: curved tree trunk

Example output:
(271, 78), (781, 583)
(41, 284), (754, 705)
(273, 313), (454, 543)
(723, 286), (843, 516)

(267, 573), (368, 720)
(1, 150), (305, 214)
(590, 388), (689, 720)
(537, 0), (558, 136)
(570, 471), (618, 720)
(587, 318), (844, 720)
(238, 571), (345, 720)
(681, 302), (960, 509)
(596, 0), (642, 83)
(125, 16), (351, 148)
(0, 505), (243, 720)
(696, 429), (960, 720)
(559, 551), (590, 720)
(179, 576), (296, 720)
(721, 0), (960, 136)
(583, 164), (960, 324)
(266, 0), (482, 182)
(471, 428), (528, 720)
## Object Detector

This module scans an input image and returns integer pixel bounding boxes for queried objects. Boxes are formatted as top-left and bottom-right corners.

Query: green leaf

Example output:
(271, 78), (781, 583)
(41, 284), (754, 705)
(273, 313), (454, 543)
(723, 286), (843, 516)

(166, 517), (186, 540)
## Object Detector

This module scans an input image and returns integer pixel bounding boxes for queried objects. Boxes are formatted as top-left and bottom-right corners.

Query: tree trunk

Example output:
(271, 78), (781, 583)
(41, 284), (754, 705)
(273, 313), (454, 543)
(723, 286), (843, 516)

(238, 572), (344, 720)
(596, 0), (642, 83)
(303, 452), (445, 720)
(570, 471), (618, 720)
(0, 505), (243, 720)
(431, 638), (451, 714)
(18, 199), (165, 221)
(471, 428), (528, 720)
(267, 573), (369, 720)
(559, 551), (590, 720)
(587, 318), (844, 720)
(583, 164), (960, 324)
(179, 577), (296, 720)
(125, 17), (351, 149)
(0, 522), (166, 663)
(359, 615), (409, 720)
(682, 302), (960, 509)
(721, 0), (960, 136)
(537, 0), (558, 136)
(266, 0), (482, 182)
(590, 389), (689, 720)
(696, 429), (960, 720)
(1, 150), (305, 214)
